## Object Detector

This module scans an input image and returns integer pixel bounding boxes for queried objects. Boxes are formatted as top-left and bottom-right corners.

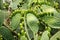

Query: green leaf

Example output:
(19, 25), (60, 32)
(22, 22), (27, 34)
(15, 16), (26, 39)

(0, 26), (15, 40)
(10, 0), (22, 10)
(38, 0), (45, 3)
(28, 0), (37, 4)
(50, 31), (60, 40)
(40, 14), (60, 29)
(33, 0), (37, 3)
(10, 13), (21, 30)
(41, 31), (49, 40)
(20, 3), (28, 10)
(0, 10), (4, 26)
(0, 34), (2, 40)
(27, 13), (39, 33)
(40, 5), (60, 29)
(41, 5), (57, 13)
(34, 34), (38, 40)
(0, 0), (3, 9)
(0, 10), (8, 26)
(20, 36), (27, 40)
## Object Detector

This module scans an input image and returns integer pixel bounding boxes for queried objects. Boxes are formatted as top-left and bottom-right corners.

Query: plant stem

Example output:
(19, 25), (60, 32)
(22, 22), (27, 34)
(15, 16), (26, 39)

(24, 14), (31, 40)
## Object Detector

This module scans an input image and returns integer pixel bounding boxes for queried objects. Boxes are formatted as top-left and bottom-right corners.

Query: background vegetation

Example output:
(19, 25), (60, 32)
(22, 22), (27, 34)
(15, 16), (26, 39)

(0, 0), (60, 40)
